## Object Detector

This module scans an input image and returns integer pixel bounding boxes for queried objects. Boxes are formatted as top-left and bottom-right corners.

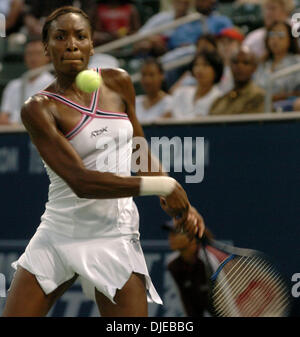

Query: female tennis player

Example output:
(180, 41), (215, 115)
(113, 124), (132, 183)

(2, 6), (205, 317)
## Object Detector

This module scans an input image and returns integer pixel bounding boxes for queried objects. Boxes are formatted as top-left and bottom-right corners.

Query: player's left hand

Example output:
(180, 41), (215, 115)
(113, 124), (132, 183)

(173, 206), (205, 240)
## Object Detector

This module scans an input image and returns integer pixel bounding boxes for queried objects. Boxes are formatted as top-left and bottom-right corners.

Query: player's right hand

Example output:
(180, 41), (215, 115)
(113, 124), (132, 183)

(160, 182), (190, 224)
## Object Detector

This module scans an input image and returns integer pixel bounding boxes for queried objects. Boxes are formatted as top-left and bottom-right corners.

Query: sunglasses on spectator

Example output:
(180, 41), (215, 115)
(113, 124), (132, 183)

(268, 31), (287, 38)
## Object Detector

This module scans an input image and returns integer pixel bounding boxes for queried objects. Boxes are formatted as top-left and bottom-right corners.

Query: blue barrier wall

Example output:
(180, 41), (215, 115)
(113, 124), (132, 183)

(0, 118), (299, 316)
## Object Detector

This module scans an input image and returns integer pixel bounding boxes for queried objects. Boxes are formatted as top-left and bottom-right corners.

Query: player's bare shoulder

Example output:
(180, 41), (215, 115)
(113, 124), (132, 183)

(21, 93), (57, 133)
(101, 68), (135, 104)
(101, 67), (131, 84)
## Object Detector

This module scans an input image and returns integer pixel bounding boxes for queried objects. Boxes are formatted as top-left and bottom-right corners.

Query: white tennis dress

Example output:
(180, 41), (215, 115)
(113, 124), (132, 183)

(12, 68), (162, 305)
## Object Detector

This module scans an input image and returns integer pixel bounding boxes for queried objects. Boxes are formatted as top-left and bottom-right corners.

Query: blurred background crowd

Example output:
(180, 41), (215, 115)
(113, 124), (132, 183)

(1, 0), (300, 125)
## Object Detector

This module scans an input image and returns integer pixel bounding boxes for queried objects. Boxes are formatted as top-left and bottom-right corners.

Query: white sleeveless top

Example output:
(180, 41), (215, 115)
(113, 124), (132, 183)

(38, 69), (139, 239)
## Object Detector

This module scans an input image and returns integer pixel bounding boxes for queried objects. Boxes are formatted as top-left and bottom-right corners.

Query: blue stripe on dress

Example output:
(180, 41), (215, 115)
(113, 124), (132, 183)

(65, 114), (91, 139)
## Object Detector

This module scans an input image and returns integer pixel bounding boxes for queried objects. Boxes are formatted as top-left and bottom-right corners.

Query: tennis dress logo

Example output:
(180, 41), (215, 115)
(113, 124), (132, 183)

(91, 127), (108, 138)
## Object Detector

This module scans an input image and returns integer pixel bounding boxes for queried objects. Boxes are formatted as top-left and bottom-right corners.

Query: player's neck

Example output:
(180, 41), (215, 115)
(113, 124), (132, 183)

(54, 72), (80, 95)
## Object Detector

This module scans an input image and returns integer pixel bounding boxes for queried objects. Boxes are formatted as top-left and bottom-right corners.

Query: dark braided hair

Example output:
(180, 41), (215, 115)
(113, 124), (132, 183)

(42, 6), (93, 44)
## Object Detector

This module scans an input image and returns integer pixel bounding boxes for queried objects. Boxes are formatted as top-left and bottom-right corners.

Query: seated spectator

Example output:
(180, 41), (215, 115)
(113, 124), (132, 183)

(210, 47), (265, 115)
(134, 0), (193, 57)
(169, 33), (218, 93)
(160, 0), (175, 11)
(168, 50), (224, 118)
(243, 0), (295, 61)
(0, 39), (54, 124)
(23, 0), (95, 38)
(92, 0), (140, 47)
(135, 58), (173, 123)
(167, 0), (233, 51)
(163, 220), (214, 317)
(170, 27), (244, 94)
(292, 99), (300, 113)
(161, 0), (232, 88)
(216, 27), (244, 94)
(253, 21), (300, 103)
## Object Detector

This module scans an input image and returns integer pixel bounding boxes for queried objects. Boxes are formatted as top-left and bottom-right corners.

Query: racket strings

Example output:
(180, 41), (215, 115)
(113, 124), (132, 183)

(215, 257), (285, 304)
(214, 265), (288, 316)
(212, 256), (289, 317)
(214, 260), (288, 317)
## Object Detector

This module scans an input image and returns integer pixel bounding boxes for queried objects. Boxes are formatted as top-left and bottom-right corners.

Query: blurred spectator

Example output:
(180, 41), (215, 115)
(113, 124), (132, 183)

(134, 0), (193, 57)
(210, 47), (265, 115)
(0, 0), (24, 35)
(135, 58), (172, 123)
(163, 221), (214, 317)
(160, 0), (174, 11)
(253, 21), (300, 103)
(167, 0), (233, 50)
(292, 98), (300, 112)
(23, 0), (95, 38)
(170, 28), (244, 94)
(217, 27), (245, 66)
(169, 34), (218, 93)
(216, 27), (244, 93)
(92, 0), (140, 47)
(161, 0), (232, 88)
(168, 50), (223, 118)
(242, 0), (295, 60)
(0, 39), (54, 125)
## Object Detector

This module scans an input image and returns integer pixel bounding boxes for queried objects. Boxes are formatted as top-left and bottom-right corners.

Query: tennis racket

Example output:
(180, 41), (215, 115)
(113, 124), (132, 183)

(200, 235), (291, 317)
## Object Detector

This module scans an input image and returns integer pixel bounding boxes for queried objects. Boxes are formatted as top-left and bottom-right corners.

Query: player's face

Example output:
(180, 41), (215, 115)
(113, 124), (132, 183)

(45, 13), (94, 75)
(140, 63), (164, 95)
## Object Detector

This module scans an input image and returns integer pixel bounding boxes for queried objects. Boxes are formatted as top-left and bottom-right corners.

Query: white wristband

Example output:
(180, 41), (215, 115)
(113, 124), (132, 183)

(139, 176), (177, 197)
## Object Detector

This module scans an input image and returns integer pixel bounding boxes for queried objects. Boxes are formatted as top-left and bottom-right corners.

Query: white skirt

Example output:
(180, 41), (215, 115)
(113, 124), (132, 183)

(11, 227), (162, 305)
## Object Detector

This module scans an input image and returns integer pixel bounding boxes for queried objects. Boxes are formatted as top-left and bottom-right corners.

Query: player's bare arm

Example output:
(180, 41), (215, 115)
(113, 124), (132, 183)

(21, 95), (141, 199)
(102, 68), (204, 237)
(21, 90), (189, 222)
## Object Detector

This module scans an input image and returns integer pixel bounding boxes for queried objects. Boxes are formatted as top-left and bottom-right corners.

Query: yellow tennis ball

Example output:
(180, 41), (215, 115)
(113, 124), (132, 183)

(75, 69), (101, 93)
